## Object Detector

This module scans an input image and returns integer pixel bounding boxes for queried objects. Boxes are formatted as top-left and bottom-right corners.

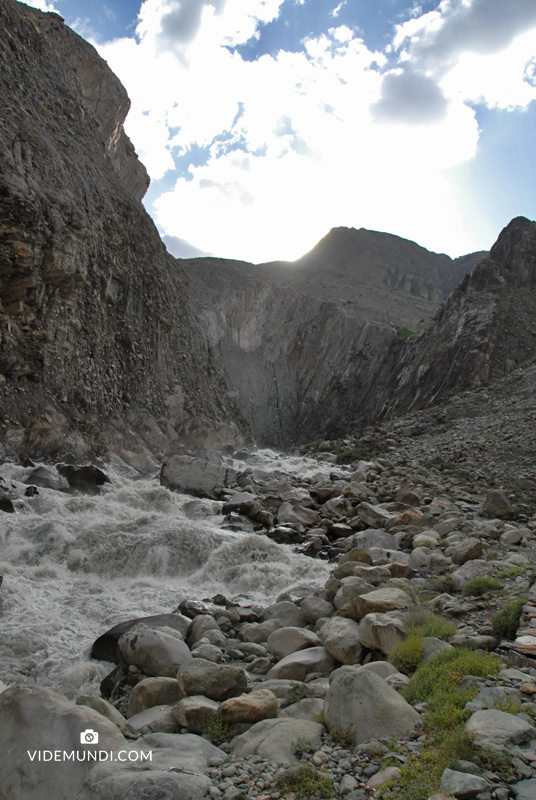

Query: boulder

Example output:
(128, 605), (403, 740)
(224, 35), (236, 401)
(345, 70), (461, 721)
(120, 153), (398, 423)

(218, 689), (278, 724)
(279, 697), (325, 721)
(481, 490), (515, 519)
(357, 503), (395, 529)
(421, 637), (453, 662)
(91, 613), (190, 663)
(75, 695), (138, 738)
(300, 596), (335, 623)
(465, 686), (521, 713)
(257, 679), (306, 699)
(263, 601), (307, 628)
(353, 530), (398, 550)
(191, 643), (223, 662)
(318, 617), (363, 664)
(240, 619), (281, 643)
(265, 647), (337, 681)
(513, 779), (536, 800)
(349, 588), (413, 621)
(127, 676), (185, 718)
(267, 627), (320, 660)
(118, 624), (192, 677)
(186, 615), (222, 648)
(440, 768), (489, 798)
(172, 695), (220, 733)
(358, 661), (399, 679)
(334, 579), (375, 609)
(344, 565), (392, 585)
(56, 463), (111, 494)
(357, 613), (405, 655)
(450, 538), (483, 565)
(276, 502), (318, 526)
(465, 709), (535, 751)
(230, 718), (323, 765)
(222, 491), (260, 516)
(451, 560), (491, 583)
(24, 465), (67, 490)
(324, 670), (421, 743)
(177, 659), (248, 701)
(408, 547), (431, 570)
(128, 704), (182, 734)
(161, 455), (238, 499)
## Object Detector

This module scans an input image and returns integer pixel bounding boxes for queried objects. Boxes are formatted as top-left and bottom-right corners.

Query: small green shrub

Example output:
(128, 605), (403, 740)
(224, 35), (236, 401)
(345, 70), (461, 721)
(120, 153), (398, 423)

(329, 724), (355, 749)
(294, 737), (318, 758)
(396, 327), (413, 340)
(203, 713), (233, 745)
(461, 576), (503, 597)
(313, 710), (325, 724)
(276, 764), (334, 799)
(284, 684), (313, 706)
(389, 634), (425, 674)
(497, 565), (525, 579)
(403, 648), (501, 707)
(405, 609), (456, 641)
(491, 596), (526, 641)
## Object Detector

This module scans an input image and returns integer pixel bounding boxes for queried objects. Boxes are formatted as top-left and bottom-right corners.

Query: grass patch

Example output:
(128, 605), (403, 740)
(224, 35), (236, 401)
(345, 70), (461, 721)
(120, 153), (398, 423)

(276, 764), (334, 799)
(497, 565), (525, 579)
(389, 634), (425, 675)
(203, 713), (233, 745)
(461, 576), (503, 597)
(405, 608), (456, 641)
(313, 710), (325, 724)
(491, 596), (526, 641)
(284, 683), (313, 707)
(396, 327), (413, 340)
(329, 724), (356, 750)
(379, 650), (505, 800)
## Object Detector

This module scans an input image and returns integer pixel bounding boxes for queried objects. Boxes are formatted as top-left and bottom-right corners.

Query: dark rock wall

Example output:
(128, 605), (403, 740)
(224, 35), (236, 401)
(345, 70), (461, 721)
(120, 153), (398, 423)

(375, 217), (536, 421)
(0, 0), (248, 462)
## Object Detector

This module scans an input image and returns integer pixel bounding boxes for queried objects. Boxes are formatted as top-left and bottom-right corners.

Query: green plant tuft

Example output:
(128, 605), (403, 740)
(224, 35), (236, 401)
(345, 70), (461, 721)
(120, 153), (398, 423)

(388, 634), (425, 674)
(396, 327), (413, 340)
(329, 724), (356, 750)
(461, 576), (503, 597)
(203, 713), (233, 745)
(276, 764), (334, 799)
(404, 608), (456, 641)
(491, 596), (526, 641)
(402, 648), (500, 707)
(284, 683), (313, 707)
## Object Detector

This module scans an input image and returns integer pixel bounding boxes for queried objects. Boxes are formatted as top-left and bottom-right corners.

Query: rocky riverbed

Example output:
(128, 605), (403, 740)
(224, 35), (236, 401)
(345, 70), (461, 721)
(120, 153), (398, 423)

(2, 430), (536, 800)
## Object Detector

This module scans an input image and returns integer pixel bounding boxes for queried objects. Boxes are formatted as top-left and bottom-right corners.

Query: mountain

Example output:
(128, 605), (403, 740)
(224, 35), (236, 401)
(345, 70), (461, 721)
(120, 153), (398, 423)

(0, 0), (248, 466)
(179, 229), (485, 446)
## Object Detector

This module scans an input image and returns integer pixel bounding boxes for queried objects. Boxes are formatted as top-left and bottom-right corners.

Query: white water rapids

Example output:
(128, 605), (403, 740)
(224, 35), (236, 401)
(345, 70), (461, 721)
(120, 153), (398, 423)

(0, 450), (331, 699)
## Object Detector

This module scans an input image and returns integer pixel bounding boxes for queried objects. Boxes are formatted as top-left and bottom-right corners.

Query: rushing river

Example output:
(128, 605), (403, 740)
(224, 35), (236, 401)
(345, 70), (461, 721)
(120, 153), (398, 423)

(0, 450), (331, 699)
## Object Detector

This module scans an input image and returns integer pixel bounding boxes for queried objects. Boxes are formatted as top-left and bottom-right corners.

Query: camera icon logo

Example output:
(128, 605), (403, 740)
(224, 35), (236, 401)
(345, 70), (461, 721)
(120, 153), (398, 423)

(80, 729), (99, 744)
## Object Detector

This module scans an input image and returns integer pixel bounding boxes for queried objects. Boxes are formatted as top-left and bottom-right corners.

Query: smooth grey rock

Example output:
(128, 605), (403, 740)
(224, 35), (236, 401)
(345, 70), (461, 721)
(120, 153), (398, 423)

(118, 624), (192, 677)
(421, 636), (453, 662)
(440, 767), (489, 798)
(276, 502), (318, 526)
(450, 539), (483, 565)
(230, 718), (323, 765)
(324, 670), (421, 743)
(128, 704), (181, 734)
(267, 627), (320, 660)
(91, 613), (190, 664)
(349, 588), (412, 621)
(172, 696), (220, 733)
(300, 596), (335, 623)
(279, 697), (324, 721)
(513, 778), (536, 800)
(357, 613), (405, 655)
(353, 530), (398, 550)
(465, 709), (535, 751)
(75, 695), (138, 738)
(334, 579), (376, 609)
(263, 601), (307, 628)
(127, 677), (185, 718)
(218, 689), (278, 724)
(265, 646), (337, 681)
(186, 615), (221, 647)
(358, 661), (399, 679)
(465, 686), (521, 712)
(357, 503), (396, 529)
(161, 456), (238, 499)
(318, 617), (363, 664)
(240, 619), (281, 643)
(177, 659), (247, 701)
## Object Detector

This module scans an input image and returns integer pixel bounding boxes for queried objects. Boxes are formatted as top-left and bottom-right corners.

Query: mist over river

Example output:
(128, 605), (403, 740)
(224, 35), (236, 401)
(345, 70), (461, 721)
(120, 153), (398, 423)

(0, 451), (331, 699)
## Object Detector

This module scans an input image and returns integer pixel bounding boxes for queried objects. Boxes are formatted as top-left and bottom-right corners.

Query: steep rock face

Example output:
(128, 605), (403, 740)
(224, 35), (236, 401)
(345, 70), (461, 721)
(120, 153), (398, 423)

(181, 231), (483, 447)
(375, 217), (536, 421)
(0, 0), (247, 463)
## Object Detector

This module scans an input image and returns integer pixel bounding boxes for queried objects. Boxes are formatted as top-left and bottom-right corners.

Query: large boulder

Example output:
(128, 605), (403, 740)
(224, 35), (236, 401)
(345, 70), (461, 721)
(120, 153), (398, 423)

(177, 659), (247, 701)
(118, 624), (192, 677)
(75, 695), (139, 738)
(240, 619), (282, 643)
(357, 503), (396, 529)
(348, 588), (413, 621)
(333, 578), (375, 609)
(266, 627), (320, 660)
(172, 696), (220, 733)
(265, 647), (337, 681)
(127, 677), (185, 717)
(161, 455), (238, 499)
(263, 601), (307, 628)
(481, 490), (515, 519)
(276, 502), (318, 526)
(230, 718), (323, 765)
(465, 709), (536, 752)
(353, 530), (398, 550)
(91, 613), (190, 663)
(318, 617), (363, 665)
(450, 538), (483, 565)
(186, 615), (222, 648)
(300, 596), (335, 623)
(357, 613), (405, 655)
(440, 768), (489, 798)
(218, 689), (279, 724)
(324, 670), (421, 743)
(279, 698), (325, 721)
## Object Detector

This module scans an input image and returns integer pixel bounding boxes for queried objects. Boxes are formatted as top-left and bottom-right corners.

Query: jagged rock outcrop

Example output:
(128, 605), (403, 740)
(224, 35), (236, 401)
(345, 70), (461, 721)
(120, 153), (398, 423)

(376, 217), (536, 421)
(0, 0), (248, 464)
(180, 231), (483, 446)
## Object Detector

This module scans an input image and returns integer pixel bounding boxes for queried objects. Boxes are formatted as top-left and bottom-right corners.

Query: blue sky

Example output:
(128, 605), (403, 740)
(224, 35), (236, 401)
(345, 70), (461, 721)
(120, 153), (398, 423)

(31, 0), (536, 261)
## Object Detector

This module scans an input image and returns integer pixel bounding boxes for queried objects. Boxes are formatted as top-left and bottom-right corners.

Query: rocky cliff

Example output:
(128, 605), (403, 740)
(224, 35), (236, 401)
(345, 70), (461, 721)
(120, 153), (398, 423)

(0, 0), (247, 467)
(180, 231), (483, 447)
(375, 217), (536, 421)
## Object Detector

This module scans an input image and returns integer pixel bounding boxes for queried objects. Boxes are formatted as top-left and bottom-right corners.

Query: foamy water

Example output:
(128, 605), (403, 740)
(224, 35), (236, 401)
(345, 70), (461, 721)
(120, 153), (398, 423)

(0, 451), (330, 698)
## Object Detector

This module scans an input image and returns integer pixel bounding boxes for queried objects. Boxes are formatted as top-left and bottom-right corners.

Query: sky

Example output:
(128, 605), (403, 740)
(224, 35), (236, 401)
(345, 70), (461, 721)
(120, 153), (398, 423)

(28, 0), (536, 262)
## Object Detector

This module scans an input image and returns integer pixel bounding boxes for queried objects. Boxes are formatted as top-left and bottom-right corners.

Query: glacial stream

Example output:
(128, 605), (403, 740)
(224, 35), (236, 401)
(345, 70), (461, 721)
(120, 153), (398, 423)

(0, 450), (331, 699)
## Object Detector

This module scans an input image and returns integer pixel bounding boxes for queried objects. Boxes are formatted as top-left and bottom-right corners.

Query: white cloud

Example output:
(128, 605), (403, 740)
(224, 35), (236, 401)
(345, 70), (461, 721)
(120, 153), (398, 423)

(95, 0), (536, 262)
(23, 0), (59, 12)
